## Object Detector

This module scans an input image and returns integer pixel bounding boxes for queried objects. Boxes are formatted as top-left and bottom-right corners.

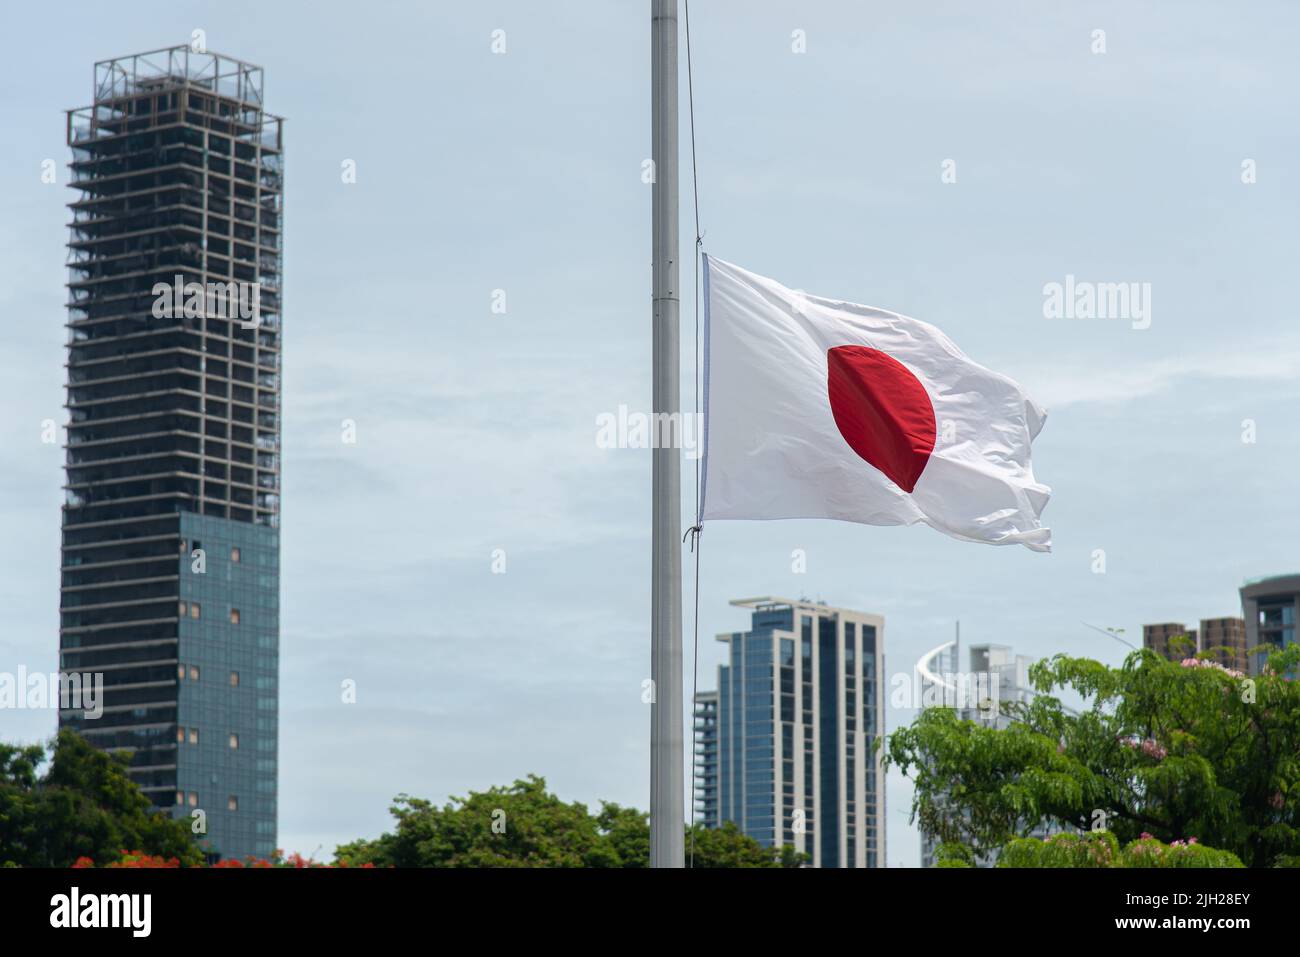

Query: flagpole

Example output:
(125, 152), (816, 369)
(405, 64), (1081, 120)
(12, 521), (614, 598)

(650, 0), (684, 868)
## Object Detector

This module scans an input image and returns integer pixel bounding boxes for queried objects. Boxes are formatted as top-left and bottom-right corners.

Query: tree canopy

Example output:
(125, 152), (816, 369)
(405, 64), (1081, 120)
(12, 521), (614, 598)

(334, 774), (806, 868)
(0, 729), (201, 867)
(886, 645), (1300, 867)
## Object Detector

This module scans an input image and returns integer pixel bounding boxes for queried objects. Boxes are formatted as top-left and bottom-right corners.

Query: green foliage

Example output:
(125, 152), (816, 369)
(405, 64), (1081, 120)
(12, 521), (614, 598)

(334, 775), (618, 868)
(886, 645), (1300, 867)
(997, 831), (1242, 868)
(596, 802), (650, 868)
(934, 842), (976, 868)
(0, 729), (202, 867)
(1120, 836), (1243, 868)
(998, 831), (1120, 868)
(775, 843), (810, 868)
(334, 775), (806, 868)
(687, 821), (802, 868)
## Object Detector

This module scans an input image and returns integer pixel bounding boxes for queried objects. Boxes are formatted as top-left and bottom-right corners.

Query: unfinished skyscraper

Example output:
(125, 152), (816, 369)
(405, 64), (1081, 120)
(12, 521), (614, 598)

(61, 46), (283, 861)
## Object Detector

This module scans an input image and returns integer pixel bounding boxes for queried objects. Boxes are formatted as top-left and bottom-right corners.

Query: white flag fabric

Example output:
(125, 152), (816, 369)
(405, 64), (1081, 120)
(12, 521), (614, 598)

(700, 256), (1051, 552)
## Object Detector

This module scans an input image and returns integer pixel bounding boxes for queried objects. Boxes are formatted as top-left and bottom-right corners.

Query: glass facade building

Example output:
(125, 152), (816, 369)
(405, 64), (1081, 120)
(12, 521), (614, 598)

(692, 691), (719, 829)
(1240, 574), (1300, 677)
(694, 597), (886, 868)
(60, 46), (283, 861)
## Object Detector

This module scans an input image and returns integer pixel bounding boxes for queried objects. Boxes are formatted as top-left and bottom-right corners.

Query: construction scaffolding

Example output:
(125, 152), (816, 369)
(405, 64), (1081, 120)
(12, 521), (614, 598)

(60, 45), (284, 862)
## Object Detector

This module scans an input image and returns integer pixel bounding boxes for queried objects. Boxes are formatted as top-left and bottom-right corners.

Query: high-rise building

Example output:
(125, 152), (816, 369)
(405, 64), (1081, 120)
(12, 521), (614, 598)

(1142, 622), (1198, 663)
(917, 640), (1049, 867)
(1240, 574), (1300, 675)
(968, 644), (1035, 717)
(60, 46), (283, 861)
(1198, 617), (1248, 674)
(1142, 618), (1248, 673)
(693, 597), (886, 868)
(692, 691), (719, 830)
(917, 635), (959, 869)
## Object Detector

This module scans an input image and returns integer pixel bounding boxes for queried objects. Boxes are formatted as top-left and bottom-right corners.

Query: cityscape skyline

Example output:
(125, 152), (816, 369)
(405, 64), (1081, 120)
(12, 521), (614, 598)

(2, 2), (1299, 866)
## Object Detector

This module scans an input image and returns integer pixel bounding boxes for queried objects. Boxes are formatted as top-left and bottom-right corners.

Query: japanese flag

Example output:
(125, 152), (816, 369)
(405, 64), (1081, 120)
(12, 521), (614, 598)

(700, 256), (1051, 552)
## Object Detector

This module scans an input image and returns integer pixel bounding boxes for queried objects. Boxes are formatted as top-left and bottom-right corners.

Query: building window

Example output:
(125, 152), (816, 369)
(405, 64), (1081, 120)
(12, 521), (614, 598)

(230, 671), (240, 687)
(178, 665), (186, 680)
(231, 546), (241, 563)
(190, 603), (201, 619)
(189, 665), (200, 680)
(228, 796), (238, 812)
(188, 792), (199, 807)
(229, 733), (239, 750)
(177, 726), (185, 743)
(178, 601), (187, 617)
(175, 791), (184, 806)
(189, 728), (199, 745)
(230, 608), (241, 625)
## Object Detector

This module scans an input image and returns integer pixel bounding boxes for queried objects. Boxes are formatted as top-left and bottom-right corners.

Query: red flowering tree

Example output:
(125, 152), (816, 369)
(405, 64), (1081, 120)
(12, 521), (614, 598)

(70, 848), (365, 868)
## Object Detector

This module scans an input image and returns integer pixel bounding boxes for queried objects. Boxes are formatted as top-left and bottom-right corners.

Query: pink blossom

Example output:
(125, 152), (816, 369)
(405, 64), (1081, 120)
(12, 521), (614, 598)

(1140, 739), (1167, 761)
(1179, 658), (1243, 678)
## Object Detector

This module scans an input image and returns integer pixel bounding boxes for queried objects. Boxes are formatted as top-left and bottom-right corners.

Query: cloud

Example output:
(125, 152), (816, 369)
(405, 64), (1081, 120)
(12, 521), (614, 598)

(1025, 342), (1300, 408)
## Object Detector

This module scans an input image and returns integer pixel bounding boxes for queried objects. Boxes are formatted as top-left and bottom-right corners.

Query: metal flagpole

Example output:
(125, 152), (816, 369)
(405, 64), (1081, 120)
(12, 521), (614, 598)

(650, 0), (684, 868)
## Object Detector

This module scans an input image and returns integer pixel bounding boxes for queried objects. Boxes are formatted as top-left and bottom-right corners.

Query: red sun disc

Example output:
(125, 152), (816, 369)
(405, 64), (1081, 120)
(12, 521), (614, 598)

(826, 345), (937, 493)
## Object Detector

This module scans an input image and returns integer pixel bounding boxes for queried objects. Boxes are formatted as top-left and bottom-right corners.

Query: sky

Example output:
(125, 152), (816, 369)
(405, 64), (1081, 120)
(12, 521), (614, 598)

(2, 1), (1298, 866)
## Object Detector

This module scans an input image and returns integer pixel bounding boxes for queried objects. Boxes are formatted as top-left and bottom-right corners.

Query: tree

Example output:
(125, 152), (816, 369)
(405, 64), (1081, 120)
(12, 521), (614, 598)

(335, 775), (619, 868)
(687, 821), (790, 868)
(885, 645), (1300, 867)
(775, 843), (809, 868)
(335, 775), (805, 867)
(0, 729), (202, 867)
(596, 802), (649, 868)
(70, 848), (369, 868)
(995, 831), (1242, 868)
